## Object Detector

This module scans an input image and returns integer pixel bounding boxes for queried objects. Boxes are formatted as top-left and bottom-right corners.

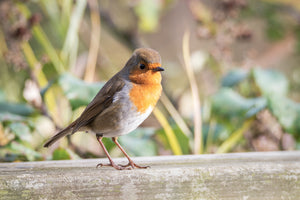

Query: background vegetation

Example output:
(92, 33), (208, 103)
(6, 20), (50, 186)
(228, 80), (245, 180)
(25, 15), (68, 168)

(0, 0), (300, 161)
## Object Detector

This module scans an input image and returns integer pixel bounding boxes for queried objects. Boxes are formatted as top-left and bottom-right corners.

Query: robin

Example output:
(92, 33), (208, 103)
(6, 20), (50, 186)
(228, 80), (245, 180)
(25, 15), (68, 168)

(44, 48), (164, 170)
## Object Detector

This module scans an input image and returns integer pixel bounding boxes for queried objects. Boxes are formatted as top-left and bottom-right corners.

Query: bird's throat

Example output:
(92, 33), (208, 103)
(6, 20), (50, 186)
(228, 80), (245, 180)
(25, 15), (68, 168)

(129, 83), (162, 113)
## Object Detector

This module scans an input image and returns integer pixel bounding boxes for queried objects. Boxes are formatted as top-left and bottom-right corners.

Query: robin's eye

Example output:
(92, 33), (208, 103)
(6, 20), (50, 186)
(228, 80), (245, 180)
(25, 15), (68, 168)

(139, 64), (146, 70)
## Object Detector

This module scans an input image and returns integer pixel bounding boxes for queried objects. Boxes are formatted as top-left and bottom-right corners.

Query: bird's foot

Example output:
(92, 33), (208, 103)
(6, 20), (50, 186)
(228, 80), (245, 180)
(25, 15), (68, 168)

(118, 161), (150, 169)
(96, 162), (131, 170)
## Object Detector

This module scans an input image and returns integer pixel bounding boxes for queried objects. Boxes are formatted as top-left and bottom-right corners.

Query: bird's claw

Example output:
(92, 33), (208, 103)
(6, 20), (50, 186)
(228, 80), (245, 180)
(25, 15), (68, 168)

(118, 162), (150, 169)
(96, 162), (131, 170)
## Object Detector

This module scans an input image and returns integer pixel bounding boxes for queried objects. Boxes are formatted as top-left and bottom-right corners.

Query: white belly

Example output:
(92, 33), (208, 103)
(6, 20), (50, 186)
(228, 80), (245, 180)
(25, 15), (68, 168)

(103, 106), (153, 137)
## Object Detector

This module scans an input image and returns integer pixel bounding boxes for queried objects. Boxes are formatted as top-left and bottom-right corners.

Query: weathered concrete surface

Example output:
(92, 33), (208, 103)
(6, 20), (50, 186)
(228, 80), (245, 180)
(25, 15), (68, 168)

(0, 151), (300, 200)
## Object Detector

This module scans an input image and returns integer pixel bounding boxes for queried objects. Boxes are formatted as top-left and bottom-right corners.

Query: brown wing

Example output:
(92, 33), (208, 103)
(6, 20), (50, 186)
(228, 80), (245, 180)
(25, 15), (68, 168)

(72, 74), (125, 133)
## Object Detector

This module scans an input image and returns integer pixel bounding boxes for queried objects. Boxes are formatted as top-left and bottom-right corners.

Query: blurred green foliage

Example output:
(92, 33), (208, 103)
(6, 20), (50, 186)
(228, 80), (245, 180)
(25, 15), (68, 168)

(57, 74), (105, 110)
(52, 148), (71, 160)
(0, 0), (300, 163)
(212, 68), (300, 152)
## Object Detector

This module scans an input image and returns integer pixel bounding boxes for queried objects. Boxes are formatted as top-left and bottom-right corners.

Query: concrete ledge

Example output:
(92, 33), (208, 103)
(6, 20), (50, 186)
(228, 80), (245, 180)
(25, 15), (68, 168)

(1, 151), (300, 199)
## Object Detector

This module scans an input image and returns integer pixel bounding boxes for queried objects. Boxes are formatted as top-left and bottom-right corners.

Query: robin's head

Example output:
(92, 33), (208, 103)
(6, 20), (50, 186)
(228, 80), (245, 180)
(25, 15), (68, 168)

(123, 48), (164, 84)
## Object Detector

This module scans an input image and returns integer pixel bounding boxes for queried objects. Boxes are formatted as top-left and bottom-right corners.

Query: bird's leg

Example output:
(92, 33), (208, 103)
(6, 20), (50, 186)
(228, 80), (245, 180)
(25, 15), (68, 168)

(96, 134), (130, 170)
(112, 137), (149, 169)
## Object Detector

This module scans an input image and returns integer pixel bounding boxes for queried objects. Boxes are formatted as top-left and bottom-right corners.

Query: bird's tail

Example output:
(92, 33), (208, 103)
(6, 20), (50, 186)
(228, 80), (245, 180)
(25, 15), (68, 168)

(43, 122), (75, 148)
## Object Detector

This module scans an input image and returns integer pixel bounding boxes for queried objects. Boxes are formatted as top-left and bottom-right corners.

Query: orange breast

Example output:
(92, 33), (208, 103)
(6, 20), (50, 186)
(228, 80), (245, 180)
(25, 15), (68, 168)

(129, 83), (162, 113)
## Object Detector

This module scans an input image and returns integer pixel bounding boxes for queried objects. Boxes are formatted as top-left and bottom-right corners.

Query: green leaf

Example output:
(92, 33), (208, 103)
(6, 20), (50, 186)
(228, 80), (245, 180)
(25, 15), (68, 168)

(42, 62), (59, 81)
(202, 123), (229, 145)
(52, 147), (71, 160)
(0, 112), (25, 122)
(171, 125), (190, 154)
(211, 88), (267, 120)
(295, 27), (300, 54)
(296, 142), (300, 150)
(0, 89), (6, 102)
(153, 108), (182, 155)
(119, 128), (157, 156)
(7, 142), (42, 161)
(266, 14), (285, 41)
(221, 69), (248, 87)
(268, 96), (300, 136)
(57, 73), (105, 110)
(102, 137), (116, 152)
(253, 68), (288, 97)
(9, 122), (32, 143)
(0, 149), (19, 162)
(0, 102), (34, 116)
(217, 119), (253, 153)
(156, 124), (190, 154)
(134, 0), (161, 32)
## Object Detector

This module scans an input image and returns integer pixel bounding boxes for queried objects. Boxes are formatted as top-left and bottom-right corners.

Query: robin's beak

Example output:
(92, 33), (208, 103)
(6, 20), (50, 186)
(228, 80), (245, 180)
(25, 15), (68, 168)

(152, 66), (164, 72)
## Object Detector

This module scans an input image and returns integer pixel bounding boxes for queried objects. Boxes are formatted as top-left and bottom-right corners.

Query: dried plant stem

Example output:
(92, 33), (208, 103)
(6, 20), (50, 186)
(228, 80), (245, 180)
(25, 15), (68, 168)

(217, 118), (254, 154)
(153, 108), (182, 155)
(21, 43), (47, 87)
(21, 42), (60, 130)
(182, 30), (203, 154)
(62, 0), (87, 69)
(17, 3), (65, 73)
(0, 28), (8, 55)
(160, 92), (193, 138)
(84, 0), (101, 82)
